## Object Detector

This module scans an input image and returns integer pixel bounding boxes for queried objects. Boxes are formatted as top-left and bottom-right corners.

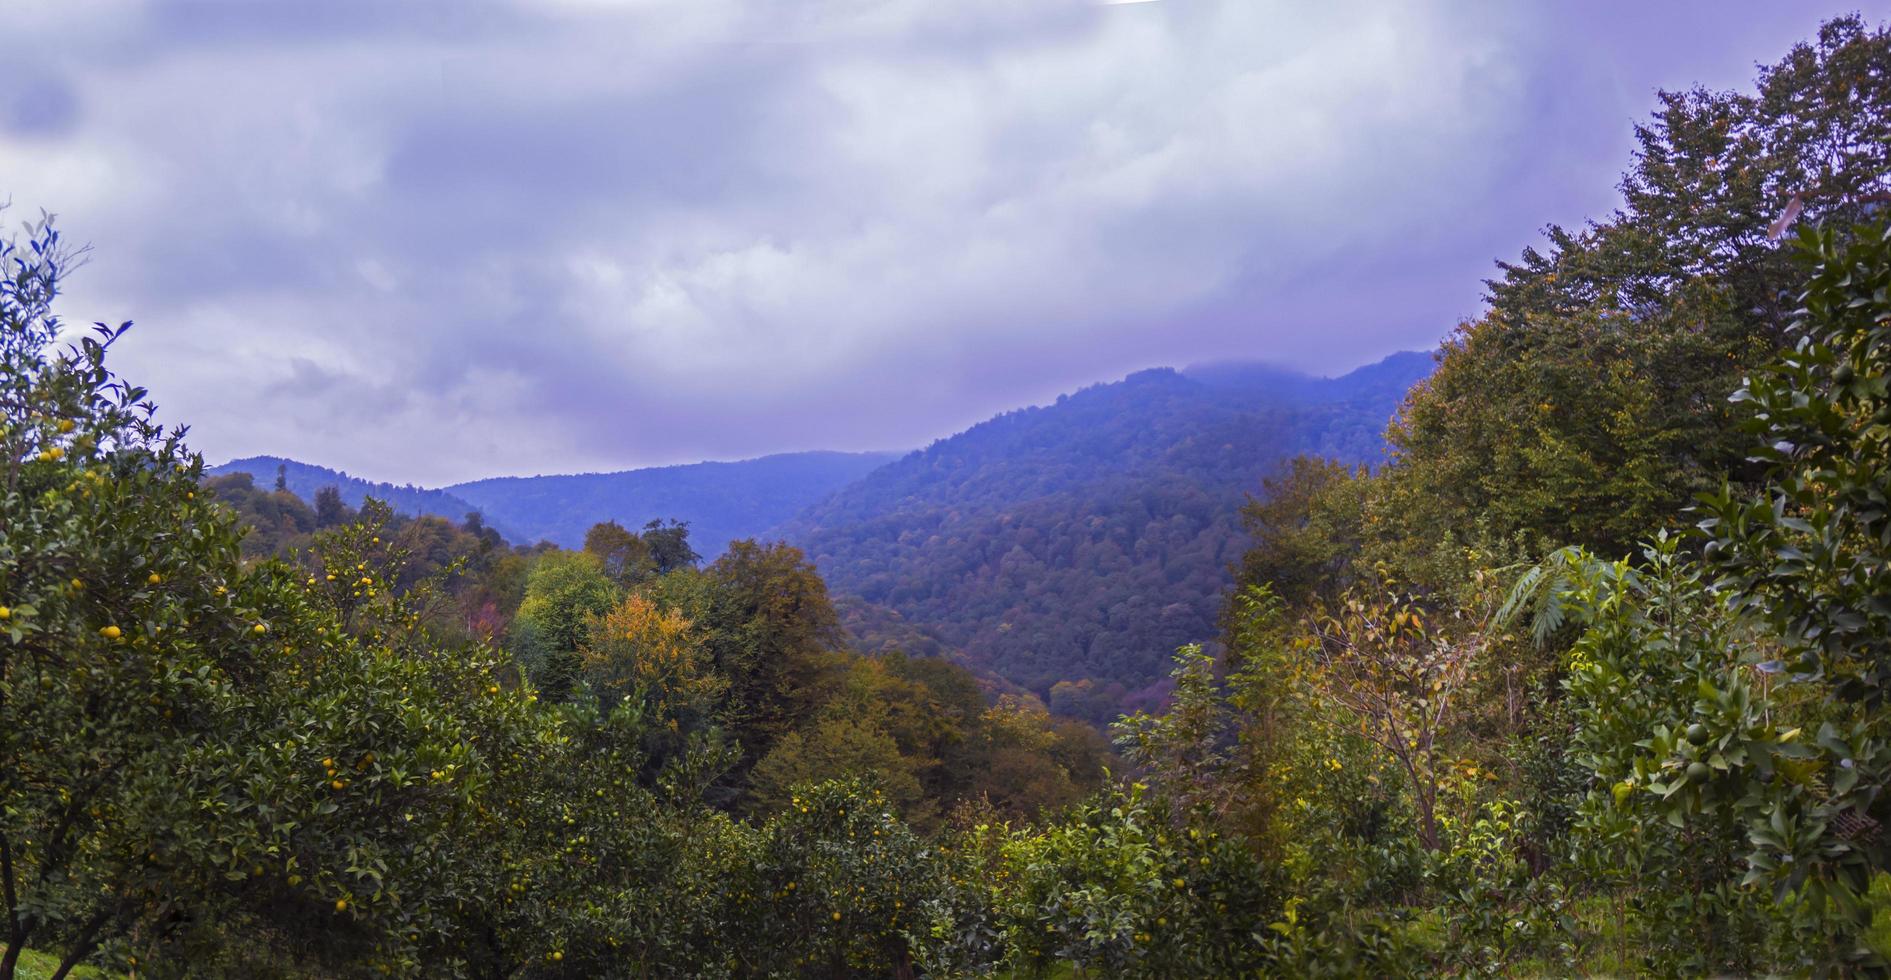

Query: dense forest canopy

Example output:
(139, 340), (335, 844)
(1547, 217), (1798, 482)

(782, 353), (1433, 715)
(2, 14), (1890, 980)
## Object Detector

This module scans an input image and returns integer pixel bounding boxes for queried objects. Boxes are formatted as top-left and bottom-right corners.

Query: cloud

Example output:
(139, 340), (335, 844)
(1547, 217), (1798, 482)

(0, 0), (1846, 484)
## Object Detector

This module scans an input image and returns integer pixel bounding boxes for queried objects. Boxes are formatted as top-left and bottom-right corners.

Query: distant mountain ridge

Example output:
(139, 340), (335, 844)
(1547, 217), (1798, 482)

(1183, 349), (1434, 403)
(774, 351), (1434, 710)
(208, 456), (506, 536)
(446, 451), (899, 552)
(210, 450), (901, 555)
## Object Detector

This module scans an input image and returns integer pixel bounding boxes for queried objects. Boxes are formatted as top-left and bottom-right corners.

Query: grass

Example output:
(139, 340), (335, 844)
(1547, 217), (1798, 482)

(0, 947), (110, 980)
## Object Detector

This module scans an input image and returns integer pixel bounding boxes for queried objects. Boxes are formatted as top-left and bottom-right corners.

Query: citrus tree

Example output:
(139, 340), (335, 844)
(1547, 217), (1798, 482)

(994, 782), (1279, 978)
(737, 777), (939, 978)
(0, 214), (550, 978)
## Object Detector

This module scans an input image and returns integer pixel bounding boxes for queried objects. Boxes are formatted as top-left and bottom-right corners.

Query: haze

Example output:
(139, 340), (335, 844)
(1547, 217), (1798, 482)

(0, 0), (1848, 484)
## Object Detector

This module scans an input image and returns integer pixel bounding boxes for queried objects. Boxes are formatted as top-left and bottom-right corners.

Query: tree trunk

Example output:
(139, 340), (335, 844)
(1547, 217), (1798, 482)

(48, 906), (112, 980)
(1, 834), (29, 980)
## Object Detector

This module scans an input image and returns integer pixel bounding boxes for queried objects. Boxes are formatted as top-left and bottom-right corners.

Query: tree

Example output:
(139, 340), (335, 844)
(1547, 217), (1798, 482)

(578, 593), (734, 797)
(1489, 218), (1891, 970)
(1694, 216), (1891, 933)
(750, 718), (924, 816)
(696, 541), (843, 766)
(1378, 16), (1891, 568)
(957, 696), (1091, 820)
(582, 520), (654, 586)
(995, 782), (1280, 978)
(1302, 583), (1500, 851)
(740, 778), (940, 977)
(642, 519), (700, 575)
(313, 484), (351, 528)
(0, 213), (541, 979)
(509, 550), (617, 702)
(1704, 217), (1891, 706)
(199, 471), (316, 559)
(1236, 457), (1369, 612)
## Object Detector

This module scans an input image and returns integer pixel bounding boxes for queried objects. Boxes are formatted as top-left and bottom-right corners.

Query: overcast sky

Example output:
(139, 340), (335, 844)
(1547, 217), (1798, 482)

(0, 1), (1866, 485)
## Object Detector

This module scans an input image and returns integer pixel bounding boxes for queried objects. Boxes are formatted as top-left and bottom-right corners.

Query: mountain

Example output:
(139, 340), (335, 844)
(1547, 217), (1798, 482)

(207, 350), (1432, 706)
(446, 451), (900, 552)
(208, 456), (506, 536)
(775, 351), (1434, 714)
(1184, 349), (1434, 404)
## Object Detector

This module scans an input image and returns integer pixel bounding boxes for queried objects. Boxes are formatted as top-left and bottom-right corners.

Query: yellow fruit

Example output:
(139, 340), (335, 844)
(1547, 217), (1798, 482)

(331, 779), (345, 790)
(488, 685), (500, 694)
(832, 912), (842, 922)
(71, 579), (83, 590)
(551, 952), (563, 962)
(0, 606), (10, 620)
(147, 573), (162, 585)
(99, 625), (121, 639)
(57, 418), (74, 433)
(253, 623), (268, 635)
(335, 898), (348, 912)
(38, 447), (63, 461)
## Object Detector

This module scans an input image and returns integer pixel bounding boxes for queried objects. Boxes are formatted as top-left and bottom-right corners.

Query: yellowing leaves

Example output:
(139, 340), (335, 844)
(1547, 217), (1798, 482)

(580, 593), (719, 705)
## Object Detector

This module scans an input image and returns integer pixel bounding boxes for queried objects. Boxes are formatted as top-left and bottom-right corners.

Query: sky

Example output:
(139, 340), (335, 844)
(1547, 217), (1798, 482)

(0, 1), (1871, 486)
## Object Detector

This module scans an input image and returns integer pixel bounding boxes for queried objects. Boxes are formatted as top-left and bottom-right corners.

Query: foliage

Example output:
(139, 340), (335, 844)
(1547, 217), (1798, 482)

(1377, 16), (1891, 571)
(1703, 219), (1891, 707)
(1, 214), (546, 977)
(510, 551), (618, 701)
(1302, 582), (1501, 851)
(8, 15), (1891, 979)
(1235, 456), (1371, 612)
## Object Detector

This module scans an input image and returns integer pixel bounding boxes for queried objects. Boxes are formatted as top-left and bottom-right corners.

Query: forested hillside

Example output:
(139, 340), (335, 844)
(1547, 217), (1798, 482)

(780, 352), (1432, 713)
(212, 356), (1430, 716)
(448, 451), (897, 553)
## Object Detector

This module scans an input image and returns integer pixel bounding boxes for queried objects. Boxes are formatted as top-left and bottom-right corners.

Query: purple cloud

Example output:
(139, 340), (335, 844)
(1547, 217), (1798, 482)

(0, 0), (1852, 484)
